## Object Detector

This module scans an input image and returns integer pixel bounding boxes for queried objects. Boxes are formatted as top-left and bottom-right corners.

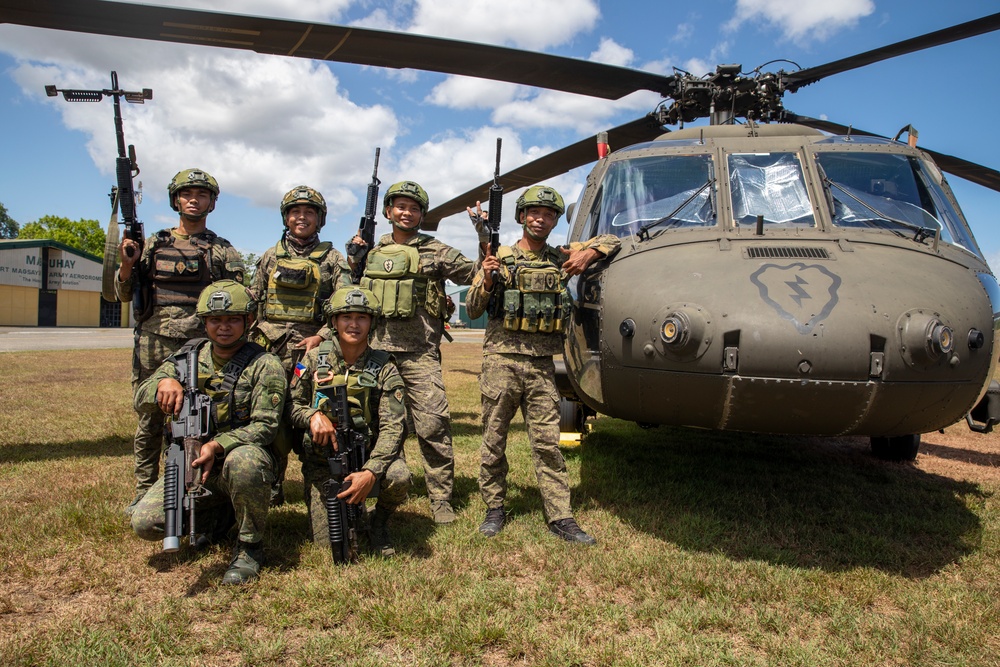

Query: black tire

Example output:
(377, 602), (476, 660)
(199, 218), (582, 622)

(559, 398), (585, 433)
(870, 434), (920, 461)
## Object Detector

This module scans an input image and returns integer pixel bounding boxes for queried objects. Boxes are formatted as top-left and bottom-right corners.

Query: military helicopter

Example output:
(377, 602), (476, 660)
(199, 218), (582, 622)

(3, 0), (999, 460)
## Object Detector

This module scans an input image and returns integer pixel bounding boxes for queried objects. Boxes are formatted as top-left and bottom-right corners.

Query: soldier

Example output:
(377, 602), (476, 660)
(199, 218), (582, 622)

(348, 181), (480, 524)
(466, 185), (620, 544)
(249, 185), (351, 506)
(287, 286), (411, 556)
(116, 169), (245, 516)
(130, 280), (287, 585)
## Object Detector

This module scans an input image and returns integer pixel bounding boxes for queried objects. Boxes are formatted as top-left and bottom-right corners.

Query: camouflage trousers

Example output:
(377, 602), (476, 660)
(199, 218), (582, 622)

(478, 353), (571, 522)
(131, 445), (275, 545)
(394, 350), (454, 502)
(300, 454), (412, 546)
(131, 331), (187, 494)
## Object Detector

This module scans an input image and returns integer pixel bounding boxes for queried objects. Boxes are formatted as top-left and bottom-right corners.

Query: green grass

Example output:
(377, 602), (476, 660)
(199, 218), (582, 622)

(0, 345), (998, 666)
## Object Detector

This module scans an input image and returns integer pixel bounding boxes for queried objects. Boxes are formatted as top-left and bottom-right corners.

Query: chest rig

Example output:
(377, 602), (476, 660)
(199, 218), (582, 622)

(149, 230), (216, 308)
(492, 246), (566, 333)
(265, 240), (333, 323)
(312, 341), (391, 446)
(361, 235), (446, 319)
(171, 339), (266, 435)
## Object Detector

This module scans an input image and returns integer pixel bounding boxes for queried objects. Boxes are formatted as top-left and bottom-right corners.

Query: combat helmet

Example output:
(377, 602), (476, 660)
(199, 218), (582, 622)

(169, 168), (220, 213)
(281, 185), (327, 228)
(196, 279), (256, 318)
(323, 286), (381, 325)
(515, 185), (565, 222)
(382, 180), (429, 219)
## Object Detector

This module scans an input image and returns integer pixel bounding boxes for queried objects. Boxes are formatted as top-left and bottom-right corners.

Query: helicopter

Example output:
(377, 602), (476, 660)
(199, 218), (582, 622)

(2, 0), (999, 461)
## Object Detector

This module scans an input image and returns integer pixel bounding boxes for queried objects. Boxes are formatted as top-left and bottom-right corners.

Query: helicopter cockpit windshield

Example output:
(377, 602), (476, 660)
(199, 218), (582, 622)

(728, 152), (815, 227)
(815, 151), (978, 253)
(594, 154), (715, 239)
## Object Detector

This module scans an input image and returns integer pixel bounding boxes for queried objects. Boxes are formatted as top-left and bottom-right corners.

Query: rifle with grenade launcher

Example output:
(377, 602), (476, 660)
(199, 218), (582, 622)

(162, 346), (213, 553)
(46, 71), (152, 321)
(318, 383), (369, 563)
(347, 148), (381, 284)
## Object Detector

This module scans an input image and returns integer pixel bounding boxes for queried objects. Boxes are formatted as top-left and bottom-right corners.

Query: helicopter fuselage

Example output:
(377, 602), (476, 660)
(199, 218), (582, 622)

(563, 124), (1000, 436)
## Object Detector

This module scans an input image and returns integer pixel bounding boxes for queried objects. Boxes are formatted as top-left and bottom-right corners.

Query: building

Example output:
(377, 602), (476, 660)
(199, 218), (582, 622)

(0, 239), (128, 327)
(448, 284), (487, 329)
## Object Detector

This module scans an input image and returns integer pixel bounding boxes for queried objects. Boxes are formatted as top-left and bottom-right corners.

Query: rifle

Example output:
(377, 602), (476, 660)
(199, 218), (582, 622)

(46, 71), (152, 320)
(347, 148), (381, 283)
(487, 138), (503, 283)
(163, 346), (212, 553)
(319, 384), (369, 563)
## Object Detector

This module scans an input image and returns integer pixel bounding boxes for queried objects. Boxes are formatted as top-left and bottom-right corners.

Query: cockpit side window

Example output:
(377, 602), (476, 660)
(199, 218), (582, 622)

(728, 152), (815, 227)
(816, 152), (979, 254)
(593, 154), (715, 239)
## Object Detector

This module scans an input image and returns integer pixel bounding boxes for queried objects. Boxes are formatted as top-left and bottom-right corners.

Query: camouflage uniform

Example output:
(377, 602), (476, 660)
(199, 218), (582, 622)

(466, 236), (620, 521)
(287, 338), (411, 546)
(249, 237), (352, 482)
(364, 232), (478, 505)
(116, 229), (245, 496)
(130, 340), (287, 546)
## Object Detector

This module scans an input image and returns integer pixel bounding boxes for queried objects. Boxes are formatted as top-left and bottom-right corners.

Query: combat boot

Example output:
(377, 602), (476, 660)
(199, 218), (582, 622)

(548, 517), (596, 545)
(431, 499), (456, 524)
(222, 540), (264, 585)
(369, 504), (396, 557)
(479, 506), (506, 537)
(270, 481), (285, 508)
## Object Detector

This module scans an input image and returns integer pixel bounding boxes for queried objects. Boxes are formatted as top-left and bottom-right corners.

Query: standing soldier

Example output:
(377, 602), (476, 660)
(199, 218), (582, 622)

(287, 286), (411, 556)
(349, 181), (479, 524)
(130, 280), (286, 585)
(116, 168), (245, 516)
(250, 185), (351, 506)
(466, 185), (620, 544)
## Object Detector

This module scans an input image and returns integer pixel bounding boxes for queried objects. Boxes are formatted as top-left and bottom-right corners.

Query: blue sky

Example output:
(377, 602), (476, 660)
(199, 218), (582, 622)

(0, 0), (997, 268)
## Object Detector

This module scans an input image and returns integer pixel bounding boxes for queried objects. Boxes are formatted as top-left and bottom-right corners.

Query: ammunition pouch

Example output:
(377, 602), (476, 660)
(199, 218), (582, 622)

(362, 241), (442, 319)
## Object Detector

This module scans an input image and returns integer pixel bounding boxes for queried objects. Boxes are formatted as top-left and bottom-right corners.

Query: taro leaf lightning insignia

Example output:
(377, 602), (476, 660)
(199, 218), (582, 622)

(750, 263), (842, 334)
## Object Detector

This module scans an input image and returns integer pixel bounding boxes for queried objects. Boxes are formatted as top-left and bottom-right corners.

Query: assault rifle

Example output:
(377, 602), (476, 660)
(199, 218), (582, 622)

(320, 384), (369, 563)
(487, 138), (503, 282)
(347, 148), (381, 283)
(163, 346), (212, 553)
(46, 71), (152, 319)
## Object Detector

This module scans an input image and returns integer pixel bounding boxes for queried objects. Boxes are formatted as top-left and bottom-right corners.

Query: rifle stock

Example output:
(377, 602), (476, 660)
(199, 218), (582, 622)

(163, 347), (212, 552)
(348, 148), (381, 283)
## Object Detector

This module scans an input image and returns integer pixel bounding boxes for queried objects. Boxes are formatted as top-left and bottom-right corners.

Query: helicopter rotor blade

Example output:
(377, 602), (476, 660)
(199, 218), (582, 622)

(423, 114), (666, 230)
(784, 113), (1000, 193)
(784, 12), (1000, 92)
(0, 0), (675, 100)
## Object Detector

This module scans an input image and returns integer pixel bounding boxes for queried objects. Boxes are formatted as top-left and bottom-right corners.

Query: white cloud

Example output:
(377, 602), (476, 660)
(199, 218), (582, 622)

(404, 0), (601, 50)
(727, 0), (875, 43)
(425, 78), (525, 111)
(3, 29), (398, 215)
(589, 38), (634, 67)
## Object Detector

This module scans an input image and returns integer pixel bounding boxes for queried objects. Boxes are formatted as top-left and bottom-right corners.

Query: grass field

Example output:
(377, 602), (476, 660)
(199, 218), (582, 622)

(0, 343), (998, 666)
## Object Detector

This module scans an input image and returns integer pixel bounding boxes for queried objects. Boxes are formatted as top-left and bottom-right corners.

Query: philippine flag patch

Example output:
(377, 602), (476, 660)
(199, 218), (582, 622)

(294, 363), (307, 379)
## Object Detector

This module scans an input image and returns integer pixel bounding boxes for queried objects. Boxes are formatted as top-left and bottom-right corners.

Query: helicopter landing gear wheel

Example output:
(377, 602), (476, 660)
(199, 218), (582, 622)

(559, 398), (585, 433)
(870, 434), (920, 461)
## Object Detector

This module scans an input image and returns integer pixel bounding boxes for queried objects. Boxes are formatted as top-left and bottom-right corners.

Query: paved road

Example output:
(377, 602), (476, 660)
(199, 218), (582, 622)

(0, 327), (483, 352)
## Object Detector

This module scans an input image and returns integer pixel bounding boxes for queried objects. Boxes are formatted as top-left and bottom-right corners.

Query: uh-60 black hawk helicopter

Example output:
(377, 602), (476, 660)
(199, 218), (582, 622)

(3, 0), (1000, 461)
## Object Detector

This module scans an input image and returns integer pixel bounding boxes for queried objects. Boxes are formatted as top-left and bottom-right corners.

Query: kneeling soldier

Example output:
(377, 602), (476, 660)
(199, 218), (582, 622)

(288, 286), (411, 557)
(131, 280), (287, 584)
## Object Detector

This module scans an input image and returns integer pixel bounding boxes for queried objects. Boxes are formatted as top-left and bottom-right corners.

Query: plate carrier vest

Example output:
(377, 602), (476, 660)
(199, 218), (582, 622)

(265, 240), (333, 323)
(491, 246), (566, 333)
(361, 235), (447, 319)
(150, 230), (216, 308)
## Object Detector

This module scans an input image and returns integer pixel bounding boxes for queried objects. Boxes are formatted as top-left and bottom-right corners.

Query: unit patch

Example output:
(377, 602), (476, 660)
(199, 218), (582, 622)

(750, 262), (842, 335)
